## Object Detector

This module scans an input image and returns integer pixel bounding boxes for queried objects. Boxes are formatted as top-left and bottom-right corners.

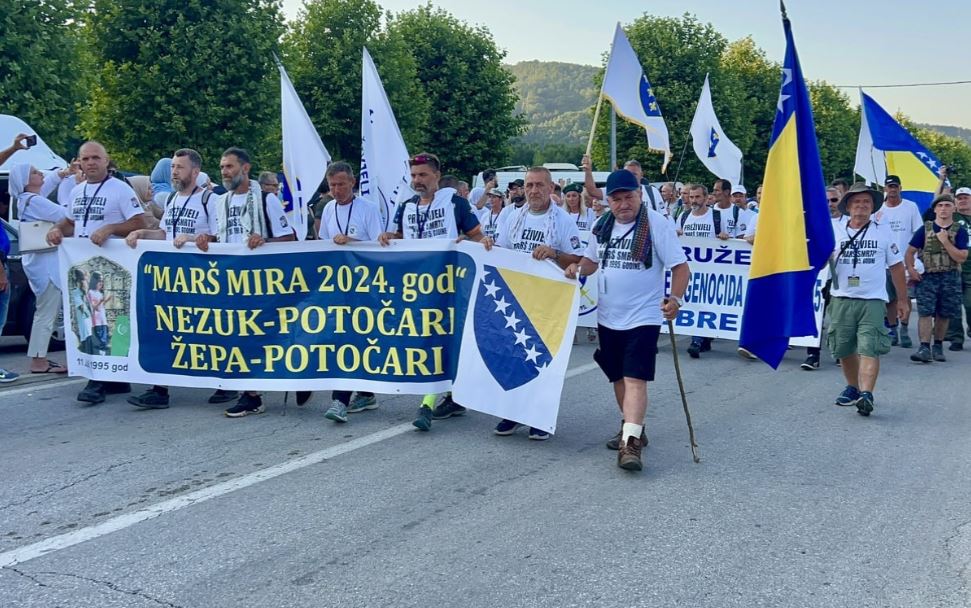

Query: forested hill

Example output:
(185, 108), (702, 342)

(506, 61), (598, 146)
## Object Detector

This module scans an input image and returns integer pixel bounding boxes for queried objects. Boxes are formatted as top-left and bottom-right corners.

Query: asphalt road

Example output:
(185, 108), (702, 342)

(1, 336), (970, 608)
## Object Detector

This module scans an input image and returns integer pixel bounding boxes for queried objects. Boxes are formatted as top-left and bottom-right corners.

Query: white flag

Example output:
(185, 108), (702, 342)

(689, 74), (743, 186)
(360, 47), (414, 233)
(853, 91), (886, 186)
(600, 23), (671, 171)
(279, 61), (330, 241)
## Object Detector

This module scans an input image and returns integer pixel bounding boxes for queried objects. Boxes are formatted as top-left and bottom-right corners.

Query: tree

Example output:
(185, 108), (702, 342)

(80, 0), (285, 174)
(280, 0), (428, 164)
(386, 4), (526, 179)
(807, 82), (857, 183)
(0, 0), (84, 154)
(897, 114), (971, 182)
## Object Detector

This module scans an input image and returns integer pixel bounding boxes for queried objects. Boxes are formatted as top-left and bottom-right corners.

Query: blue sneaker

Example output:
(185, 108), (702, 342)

(528, 427), (550, 441)
(835, 385), (860, 407)
(857, 391), (875, 417)
(494, 419), (522, 435)
(0, 367), (20, 383)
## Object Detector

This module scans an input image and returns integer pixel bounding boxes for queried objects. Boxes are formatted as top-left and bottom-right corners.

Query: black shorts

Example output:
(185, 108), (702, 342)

(594, 324), (660, 383)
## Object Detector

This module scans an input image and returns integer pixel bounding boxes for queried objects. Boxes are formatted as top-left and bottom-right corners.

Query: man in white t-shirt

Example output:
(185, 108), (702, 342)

(195, 147), (296, 418)
(828, 183), (909, 417)
(124, 148), (237, 410)
(491, 166), (585, 442)
(300, 161), (384, 421)
(872, 174), (923, 348)
(566, 170), (689, 471)
(379, 152), (486, 431)
(677, 184), (716, 239)
(711, 179), (755, 241)
(47, 141), (149, 405)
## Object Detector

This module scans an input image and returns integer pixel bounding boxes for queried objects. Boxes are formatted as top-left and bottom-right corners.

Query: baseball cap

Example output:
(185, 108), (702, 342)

(884, 175), (901, 187)
(508, 178), (524, 188)
(731, 185), (747, 195)
(488, 188), (504, 197)
(605, 170), (640, 195)
(955, 187), (971, 197)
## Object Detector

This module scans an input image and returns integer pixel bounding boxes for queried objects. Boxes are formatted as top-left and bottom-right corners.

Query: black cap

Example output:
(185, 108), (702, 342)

(605, 170), (640, 195)
(508, 179), (524, 188)
(884, 175), (901, 187)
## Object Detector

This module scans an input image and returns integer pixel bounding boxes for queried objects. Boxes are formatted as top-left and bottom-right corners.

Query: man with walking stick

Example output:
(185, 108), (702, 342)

(565, 170), (690, 472)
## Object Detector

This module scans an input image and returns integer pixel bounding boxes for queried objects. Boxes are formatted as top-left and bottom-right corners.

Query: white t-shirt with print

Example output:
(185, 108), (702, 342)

(67, 177), (144, 238)
(830, 221), (903, 301)
(872, 199), (922, 254)
(318, 196), (383, 242)
(397, 188), (463, 240)
(679, 209), (717, 239)
(477, 207), (503, 239)
(584, 208), (688, 330)
(218, 192), (291, 244)
(159, 190), (217, 239)
(711, 204), (755, 238)
(495, 204), (585, 256)
(568, 208), (597, 231)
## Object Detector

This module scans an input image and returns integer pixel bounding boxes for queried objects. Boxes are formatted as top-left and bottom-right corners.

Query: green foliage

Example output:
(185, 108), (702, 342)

(0, 0), (83, 154)
(919, 123), (971, 148)
(898, 115), (971, 184)
(386, 4), (526, 178)
(807, 82), (857, 183)
(280, 0), (428, 164)
(80, 0), (285, 174)
(507, 61), (599, 146)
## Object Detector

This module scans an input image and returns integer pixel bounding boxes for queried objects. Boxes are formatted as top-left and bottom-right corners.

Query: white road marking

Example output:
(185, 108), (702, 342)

(0, 378), (85, 399)
(0, 361), (600, 568)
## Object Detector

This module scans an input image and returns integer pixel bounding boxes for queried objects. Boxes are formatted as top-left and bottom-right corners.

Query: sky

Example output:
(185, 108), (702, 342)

(281, 0), (971, 129)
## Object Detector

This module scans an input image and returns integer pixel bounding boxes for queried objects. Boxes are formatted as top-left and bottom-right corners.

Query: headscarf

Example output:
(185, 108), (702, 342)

(150, 158), (173, 196)
(197, 171), (210, 189)
(7, 163), (31, 198)
(128, 175), (153, 203)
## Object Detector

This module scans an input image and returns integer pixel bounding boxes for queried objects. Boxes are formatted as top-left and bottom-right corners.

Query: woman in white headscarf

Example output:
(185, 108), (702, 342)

(9, 163), (71, 373)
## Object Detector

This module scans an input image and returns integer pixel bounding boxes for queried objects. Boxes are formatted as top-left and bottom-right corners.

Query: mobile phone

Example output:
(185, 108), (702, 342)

(24, 135), (37, 148)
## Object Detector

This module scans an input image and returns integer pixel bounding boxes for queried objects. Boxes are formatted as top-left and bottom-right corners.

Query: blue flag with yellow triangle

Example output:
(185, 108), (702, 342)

(738, 6), (835, 368)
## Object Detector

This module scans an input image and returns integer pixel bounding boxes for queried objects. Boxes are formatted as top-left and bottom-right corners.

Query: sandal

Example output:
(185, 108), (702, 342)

(31, 361), (68, 374)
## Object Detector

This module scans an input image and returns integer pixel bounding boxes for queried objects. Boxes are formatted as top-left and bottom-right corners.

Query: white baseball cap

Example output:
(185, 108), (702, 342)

(731, 185), (747, 195)
(955, 187), (971, 197)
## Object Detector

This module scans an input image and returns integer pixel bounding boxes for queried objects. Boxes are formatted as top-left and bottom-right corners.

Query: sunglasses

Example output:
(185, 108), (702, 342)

(828, 198), (839, 202)
(409, 154), (440, 171)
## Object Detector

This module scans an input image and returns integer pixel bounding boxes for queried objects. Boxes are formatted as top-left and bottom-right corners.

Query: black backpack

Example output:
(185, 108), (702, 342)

(713, 205), (740, 235)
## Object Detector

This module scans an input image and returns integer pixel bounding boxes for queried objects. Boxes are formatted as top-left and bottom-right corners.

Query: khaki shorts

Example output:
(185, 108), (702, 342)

(827, 297), (891, 359)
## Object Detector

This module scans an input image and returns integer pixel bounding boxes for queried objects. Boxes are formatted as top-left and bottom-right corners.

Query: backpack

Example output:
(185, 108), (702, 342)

(394, 194), (474, 237)
(165, 189), (215, 224)
(713, 205), (740, 235)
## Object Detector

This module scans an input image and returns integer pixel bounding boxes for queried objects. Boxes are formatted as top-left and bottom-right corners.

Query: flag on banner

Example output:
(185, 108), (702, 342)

(279, 59), (330, 241)
(854, 91), (942, 212)
(600, 23), (671, 171)
(690, 74), (743, 185)
(738, 5), (835, 369)
(360, 47), (414, 232)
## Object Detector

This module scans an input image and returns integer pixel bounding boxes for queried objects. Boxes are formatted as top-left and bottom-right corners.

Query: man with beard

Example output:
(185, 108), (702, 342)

(195, 147), (296, 417)
(124, 148), (238, 408)
(379, 152), (486, 431)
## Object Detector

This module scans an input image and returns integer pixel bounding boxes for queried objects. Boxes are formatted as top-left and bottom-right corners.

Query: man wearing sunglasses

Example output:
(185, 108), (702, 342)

(873, 175), (922, 348)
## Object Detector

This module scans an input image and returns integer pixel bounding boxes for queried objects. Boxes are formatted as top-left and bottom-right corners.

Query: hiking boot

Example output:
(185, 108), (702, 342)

(412, 406), (433, 431)
(324, 400), (348, 423)
(856, 391), (875, 417)
(128, 388), (170, 409)
(800, 354), (820, 370)
(606, 425), (648, 450)
(700, 338), (712, 353)
(77, 380), (106, 404)
(347, 393), (378, 413)
(932, 343), (947, 362)
(493, 419), (522, 436)
(910, 346), (932, 363)
(224, 393), (265, 417)
(617, 436), (644, 471)
(0, 368), (20, 383)
(431, 394), (466, 419)
(889, 327), (898, 346)
(835, 385), (860, 407)
(208, 389), (239, 404)
(528, 427), (550, 441)
(102, 382), (131, 395)
(949, 342), (963, 352)
(687, 337), (703, 359)
(899, 326), (913, 348)
(296, 391), (313, 406)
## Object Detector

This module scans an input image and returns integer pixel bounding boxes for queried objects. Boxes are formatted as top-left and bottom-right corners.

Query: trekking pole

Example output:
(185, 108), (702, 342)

(664, 309), (700, 463)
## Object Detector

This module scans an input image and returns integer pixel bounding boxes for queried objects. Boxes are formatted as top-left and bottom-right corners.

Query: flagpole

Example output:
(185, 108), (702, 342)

(585, 94), (605, 157)
(671, 135), (691, 184)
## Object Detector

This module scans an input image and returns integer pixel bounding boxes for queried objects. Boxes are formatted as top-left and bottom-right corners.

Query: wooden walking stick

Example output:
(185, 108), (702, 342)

(665, 309), (700, 463)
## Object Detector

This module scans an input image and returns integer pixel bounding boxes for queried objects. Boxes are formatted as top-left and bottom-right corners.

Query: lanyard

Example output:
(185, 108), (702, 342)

(601, 218), (639, 265)
(840, 221), (871, 271)
(81, 177), (110, 233)
(415, 201), (432, 239)
(334, 198), (355, 236)
(170, 187), (199, 239)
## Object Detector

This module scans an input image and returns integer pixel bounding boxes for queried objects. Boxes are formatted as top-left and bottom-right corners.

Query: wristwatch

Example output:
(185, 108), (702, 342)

(670, 295), (684, 307)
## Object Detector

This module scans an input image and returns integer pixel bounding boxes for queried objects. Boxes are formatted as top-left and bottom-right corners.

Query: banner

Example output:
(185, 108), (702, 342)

(58, 240), (578, 432)
(574, 236), (827, 347)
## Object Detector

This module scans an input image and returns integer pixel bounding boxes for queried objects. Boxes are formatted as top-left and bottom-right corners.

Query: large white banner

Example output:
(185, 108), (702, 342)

(575, 236), (827, 347)
(59, 239), (577, 433)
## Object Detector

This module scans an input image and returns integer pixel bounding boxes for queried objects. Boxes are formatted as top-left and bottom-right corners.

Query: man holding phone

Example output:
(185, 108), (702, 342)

(0, 133), (33, 168)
